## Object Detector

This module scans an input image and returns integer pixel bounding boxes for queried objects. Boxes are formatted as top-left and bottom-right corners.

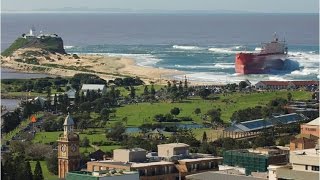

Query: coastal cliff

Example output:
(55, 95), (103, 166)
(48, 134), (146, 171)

(1, 36), (66, 57)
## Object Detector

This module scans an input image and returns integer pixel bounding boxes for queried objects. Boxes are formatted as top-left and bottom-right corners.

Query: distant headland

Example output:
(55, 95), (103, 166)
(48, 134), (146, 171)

(2, 27), (66, 56)
(1, 28), (182, 84)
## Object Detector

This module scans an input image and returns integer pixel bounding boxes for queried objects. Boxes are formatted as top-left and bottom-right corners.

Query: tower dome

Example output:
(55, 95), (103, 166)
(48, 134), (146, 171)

(63, 113), (74, 136)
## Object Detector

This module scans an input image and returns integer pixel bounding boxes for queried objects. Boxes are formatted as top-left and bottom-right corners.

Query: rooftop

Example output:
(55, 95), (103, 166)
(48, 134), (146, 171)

(291, 148), (320, 158)
(90, 160), (132, 167)
(178, 157), (223, 163)
(81, 84), (106, 90)
(158, 143), (190, 148)
(306, 117), (320, 126)
(131, 161), (174, 168)
(114, 148), (146, 152)
(226, 113), (307, 132)
(186, 171), (266, 180)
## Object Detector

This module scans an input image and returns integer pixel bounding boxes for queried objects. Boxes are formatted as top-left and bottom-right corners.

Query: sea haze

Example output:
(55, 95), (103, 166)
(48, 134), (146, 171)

(1, 13), (319, 83)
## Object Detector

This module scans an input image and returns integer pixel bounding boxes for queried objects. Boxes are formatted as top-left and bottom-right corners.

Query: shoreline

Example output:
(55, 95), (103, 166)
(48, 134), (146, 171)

(1, 48), (185, 84)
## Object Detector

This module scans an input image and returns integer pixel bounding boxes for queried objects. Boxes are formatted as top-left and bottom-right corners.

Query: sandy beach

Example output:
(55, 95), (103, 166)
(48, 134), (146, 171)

(1, 48), (184, 84)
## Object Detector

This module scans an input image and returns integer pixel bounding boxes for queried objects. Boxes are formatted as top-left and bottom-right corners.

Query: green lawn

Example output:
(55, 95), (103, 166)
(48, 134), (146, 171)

(30, 161), (58, 180)
(110, 91), (312, 126)
(99, 145), (122, 152)
(117, 85), (165, 96)
(192, 128), (223, 141)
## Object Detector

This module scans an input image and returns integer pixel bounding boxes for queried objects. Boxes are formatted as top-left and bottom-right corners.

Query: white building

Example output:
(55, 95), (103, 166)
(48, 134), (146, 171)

(268, 147), (320, 180)
(81, 84), (106, 95)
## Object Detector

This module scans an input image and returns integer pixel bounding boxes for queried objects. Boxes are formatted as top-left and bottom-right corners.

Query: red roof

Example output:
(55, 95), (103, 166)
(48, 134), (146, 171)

(259, 81), (289, 86)
(291, 81), (319, 86)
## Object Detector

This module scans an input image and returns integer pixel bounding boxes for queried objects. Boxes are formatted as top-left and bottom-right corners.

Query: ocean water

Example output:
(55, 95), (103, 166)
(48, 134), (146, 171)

(1, 13), (319, 83)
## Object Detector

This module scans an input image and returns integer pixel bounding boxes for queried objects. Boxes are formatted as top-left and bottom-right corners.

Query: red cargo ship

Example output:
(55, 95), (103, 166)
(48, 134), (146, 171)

(235, 33), (288, 74)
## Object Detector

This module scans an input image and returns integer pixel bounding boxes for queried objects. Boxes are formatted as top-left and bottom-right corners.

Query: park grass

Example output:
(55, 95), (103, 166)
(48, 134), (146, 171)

(99, 145), (122, 152)
(30, 160), (58, 180)
(33, 130), (107, 144)
(117, 85), (165, 97)
(80, 146), (95, 154)
(110, 91), (312, 126)
(192, 128), (223, 141)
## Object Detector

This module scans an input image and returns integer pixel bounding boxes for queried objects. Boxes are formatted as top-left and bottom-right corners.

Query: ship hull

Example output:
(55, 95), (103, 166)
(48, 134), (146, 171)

(235, 53), (287, 74)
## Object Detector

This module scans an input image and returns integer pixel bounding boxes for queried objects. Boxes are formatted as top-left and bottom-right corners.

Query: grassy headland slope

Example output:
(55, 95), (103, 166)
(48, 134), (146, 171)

(1, 36), (66, 57)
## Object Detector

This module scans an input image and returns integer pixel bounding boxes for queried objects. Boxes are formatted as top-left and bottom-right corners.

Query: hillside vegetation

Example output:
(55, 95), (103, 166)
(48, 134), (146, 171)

(1, 37), (66, 57)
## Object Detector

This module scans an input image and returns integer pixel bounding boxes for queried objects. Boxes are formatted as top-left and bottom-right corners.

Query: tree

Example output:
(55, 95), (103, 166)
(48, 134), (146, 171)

(34, 161), (44, 180)
(150, 84), (156, 98)
(199, 88), (210, 99)
(239, 81), (249, 90)
(106, 122), (126, 141)
(287, 92), (293, 101)
(2, 111), (21, 133)
(143, 85), (149, 96)
(80, 137), (90, 147)
(130, 86), (136, 99)
(207, 109), (223, 124)
(24, 161), (33, 180)
(100, 108), (110, 120)
(170, 107), (180, 117)
(122, 117), (128, 125)
(194, 108), (201, 116)
(45, 151), (58, 175)
(202, 131), (208, 142)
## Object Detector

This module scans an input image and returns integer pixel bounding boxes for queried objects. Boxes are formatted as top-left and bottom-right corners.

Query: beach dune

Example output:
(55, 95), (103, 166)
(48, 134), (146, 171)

(1, 48), (183, 84)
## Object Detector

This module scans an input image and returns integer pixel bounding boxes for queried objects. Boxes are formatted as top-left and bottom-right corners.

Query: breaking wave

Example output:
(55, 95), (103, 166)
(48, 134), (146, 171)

(172, 45), (202, 50)
(64, 45), (74, 49)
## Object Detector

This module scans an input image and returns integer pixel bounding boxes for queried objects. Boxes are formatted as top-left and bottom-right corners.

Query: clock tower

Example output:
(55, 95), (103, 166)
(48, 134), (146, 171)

(57, 113), (80, 179)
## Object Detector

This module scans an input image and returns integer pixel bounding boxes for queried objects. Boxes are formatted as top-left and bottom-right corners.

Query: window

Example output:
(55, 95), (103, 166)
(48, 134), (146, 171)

(311, 166), (319, 171)
(305, 165), (308, 170)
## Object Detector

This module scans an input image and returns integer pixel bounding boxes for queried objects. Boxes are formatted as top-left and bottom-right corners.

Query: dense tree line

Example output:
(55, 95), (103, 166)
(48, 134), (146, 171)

(109, 77), (144, 86)
(70, 73), (107, 90)
(2, 110), (21, 133)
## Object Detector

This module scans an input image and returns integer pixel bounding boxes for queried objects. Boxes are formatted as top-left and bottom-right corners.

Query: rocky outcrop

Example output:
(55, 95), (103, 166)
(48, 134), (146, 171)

(1, 36), (66, 57)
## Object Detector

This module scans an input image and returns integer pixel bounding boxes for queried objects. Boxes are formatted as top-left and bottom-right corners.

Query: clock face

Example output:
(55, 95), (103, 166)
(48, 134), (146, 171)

(71, 144), (77, 152)
(61, 144), (66, 152)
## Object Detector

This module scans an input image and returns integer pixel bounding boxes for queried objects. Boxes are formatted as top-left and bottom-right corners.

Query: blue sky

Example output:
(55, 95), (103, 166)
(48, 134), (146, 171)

(2, 0), (319, 13)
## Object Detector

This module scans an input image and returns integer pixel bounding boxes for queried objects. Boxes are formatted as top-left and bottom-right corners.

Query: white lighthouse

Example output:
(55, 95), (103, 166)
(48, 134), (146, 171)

(29, 26), (35, 36)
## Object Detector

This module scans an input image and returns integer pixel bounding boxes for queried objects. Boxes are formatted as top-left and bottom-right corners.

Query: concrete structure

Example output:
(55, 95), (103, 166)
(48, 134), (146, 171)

(86, 143), (223, 180)
(113, 148), (147, 163)
(186, 171), (266, 180)
(268, 148), (320, 180)
(157, 143), (189, 158)
(57, 113), (80, 179)
(66, 171), (139, 180)
(290, 117), (320, 151)
(290, 134), (318, 151)
(223, 147), (289, 175)
(81, 84), (106, 95)
(301, 117), (320, 137)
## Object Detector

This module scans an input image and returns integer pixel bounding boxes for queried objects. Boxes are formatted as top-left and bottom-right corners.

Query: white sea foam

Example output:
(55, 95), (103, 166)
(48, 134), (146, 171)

(290, 68), (319, 76)
(208, 47), (254, 54)
(64, 46), (74, 49)
(172, 63), (234, 69)
(287, 51), (319, 68)
(213, 63), (234, 69)
(255, 47), (262, 51)
(268, 76), (289, 81)
(172, 45), (202, 50)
